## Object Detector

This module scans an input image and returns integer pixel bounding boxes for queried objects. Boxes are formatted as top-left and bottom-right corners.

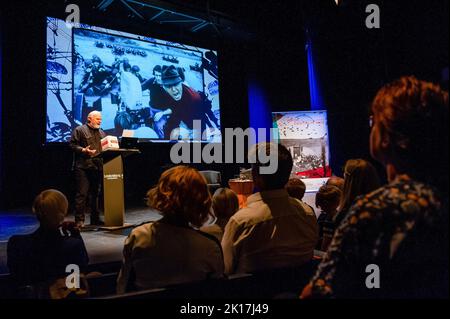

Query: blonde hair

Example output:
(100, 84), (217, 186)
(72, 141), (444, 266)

(147, 166), (212, 227)
(32, 189), (68, 229)
(212, 188), (239, 220)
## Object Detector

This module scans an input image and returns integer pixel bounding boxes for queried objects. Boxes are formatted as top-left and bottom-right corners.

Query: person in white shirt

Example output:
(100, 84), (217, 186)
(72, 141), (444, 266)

(222, 143), (319, 275)
(119, 61), (143, 111)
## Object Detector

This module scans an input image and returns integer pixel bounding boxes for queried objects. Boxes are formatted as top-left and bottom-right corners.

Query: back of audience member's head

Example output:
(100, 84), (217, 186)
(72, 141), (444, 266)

(370, 75), (449, 193)
(147, 165), (211, 228)
(285, 178), (306, 201)
(250, 142), (293, 191)
(316, 185), (342, 214)
(326, 176), (344, 192)
(212, 188), (239, 221)
(340, 159), (381, 213)
(32, 189), (68, 230)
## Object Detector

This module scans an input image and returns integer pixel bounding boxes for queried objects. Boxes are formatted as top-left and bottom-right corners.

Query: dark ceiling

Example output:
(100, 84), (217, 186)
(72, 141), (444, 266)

(87, 0), (309, 41)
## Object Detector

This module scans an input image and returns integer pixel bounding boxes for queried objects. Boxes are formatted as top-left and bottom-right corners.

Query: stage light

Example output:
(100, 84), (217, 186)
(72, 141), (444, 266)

(334, 0), (352, 7)
(335, 0), (349, 6)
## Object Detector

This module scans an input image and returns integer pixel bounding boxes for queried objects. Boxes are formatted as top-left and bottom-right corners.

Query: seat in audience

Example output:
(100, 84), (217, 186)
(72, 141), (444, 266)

(86, 272), (119, 297)
(94, 259), (319, 299)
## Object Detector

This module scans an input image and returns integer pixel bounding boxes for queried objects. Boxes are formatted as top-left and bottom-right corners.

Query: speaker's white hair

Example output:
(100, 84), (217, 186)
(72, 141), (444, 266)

(87, 111), (102, 119)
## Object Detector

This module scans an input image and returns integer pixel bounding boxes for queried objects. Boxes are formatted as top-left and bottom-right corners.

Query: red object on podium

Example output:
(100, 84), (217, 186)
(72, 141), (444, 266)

(228, 179), (254, 208)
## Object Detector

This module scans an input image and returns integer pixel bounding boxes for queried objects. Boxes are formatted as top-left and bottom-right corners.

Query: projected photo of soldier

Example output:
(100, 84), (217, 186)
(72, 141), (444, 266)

(152, 65), (219, 140)
(141, 65), (167, 138)
(78, 55), (114, 118)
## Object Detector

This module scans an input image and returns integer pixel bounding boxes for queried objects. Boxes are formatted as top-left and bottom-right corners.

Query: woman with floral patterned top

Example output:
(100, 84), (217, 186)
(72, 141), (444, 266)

(301, 76), (448, 298)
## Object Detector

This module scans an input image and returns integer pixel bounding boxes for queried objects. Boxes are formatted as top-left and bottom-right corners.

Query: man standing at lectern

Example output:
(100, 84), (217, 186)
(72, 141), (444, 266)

(70, 111), (106, 228)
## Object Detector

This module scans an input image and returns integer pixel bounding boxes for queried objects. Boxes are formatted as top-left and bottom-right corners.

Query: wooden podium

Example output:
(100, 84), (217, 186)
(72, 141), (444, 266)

(96, 148), (140, 230)
(228, 179), (254, 208)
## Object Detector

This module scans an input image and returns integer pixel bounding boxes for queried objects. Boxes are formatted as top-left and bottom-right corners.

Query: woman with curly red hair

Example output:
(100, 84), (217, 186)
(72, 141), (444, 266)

(302, 76), (448, 298)
(117, 166), (224, 293)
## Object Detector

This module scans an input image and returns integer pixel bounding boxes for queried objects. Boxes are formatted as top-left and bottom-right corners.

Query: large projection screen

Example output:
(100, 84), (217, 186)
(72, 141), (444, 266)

(46, 17), (221, 143)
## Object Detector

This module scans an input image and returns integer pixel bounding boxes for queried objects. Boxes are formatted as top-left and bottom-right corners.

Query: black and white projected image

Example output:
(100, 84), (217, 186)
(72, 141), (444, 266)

(46, 17), (221, 143)
(272, 111), (331, 179)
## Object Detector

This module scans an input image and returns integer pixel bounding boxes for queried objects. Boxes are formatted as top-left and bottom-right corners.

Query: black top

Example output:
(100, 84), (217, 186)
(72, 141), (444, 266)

(316, 212), (336, 250)
(69, 123), (106, 170)
(7, 223), (89, 285)
(141, 77), (166, 110)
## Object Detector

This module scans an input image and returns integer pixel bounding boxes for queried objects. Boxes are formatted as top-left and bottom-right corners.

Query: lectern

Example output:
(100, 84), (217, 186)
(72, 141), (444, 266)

(228, 179), (254, 208)
(96, 148), (140, 229)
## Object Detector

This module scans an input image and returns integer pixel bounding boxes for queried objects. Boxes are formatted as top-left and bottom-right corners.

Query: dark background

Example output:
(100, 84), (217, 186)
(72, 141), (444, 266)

(0, 0), (448, 209)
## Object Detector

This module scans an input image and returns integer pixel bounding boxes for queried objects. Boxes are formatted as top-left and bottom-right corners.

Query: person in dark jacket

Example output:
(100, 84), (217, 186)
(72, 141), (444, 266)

(69, 111), (106, 227)
(7, 189), (89, 288)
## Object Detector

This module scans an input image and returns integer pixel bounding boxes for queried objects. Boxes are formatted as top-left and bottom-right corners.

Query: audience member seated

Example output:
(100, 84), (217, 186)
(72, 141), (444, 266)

(200, 188), (239, 241)
(285, 178), (316, 216)
(7, 189), (89, 296)
(315, 185), (341, 252)
(325, 175), (344, 192)
(222, 143), (318, 275)
(301, 76), (449, 298)
(116, 166), (224, 293)
(333, 158), (381, 226)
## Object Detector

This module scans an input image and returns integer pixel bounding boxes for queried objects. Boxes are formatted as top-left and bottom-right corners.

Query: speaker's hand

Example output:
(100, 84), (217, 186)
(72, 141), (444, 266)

(83, 145), (97, 157)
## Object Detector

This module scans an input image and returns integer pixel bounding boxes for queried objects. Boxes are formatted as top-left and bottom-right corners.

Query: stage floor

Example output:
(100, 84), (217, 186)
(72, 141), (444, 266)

(0, 207), (162, 275)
